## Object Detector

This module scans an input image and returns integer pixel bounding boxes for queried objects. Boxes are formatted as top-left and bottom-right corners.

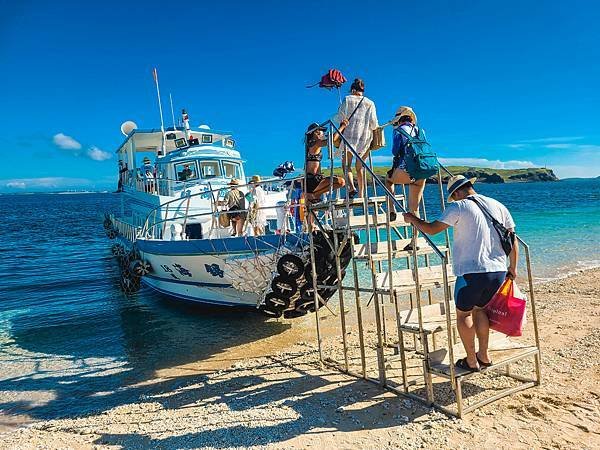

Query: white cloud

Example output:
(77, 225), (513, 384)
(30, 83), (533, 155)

(438, 158), (536, 169)
(6, 181), (26, 189)
(545, 144), (574, 149)
(551, 165), (600, 179)
(53, 133), (82, 150)
(507, 144), (528, 149)
(0, 177), (94, 192)
(86, 146), (112, 161)
(518, 136), (584, 144)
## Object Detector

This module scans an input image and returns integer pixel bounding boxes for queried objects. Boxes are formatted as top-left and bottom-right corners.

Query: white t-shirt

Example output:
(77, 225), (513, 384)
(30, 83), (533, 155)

(438, 194), (515, 276)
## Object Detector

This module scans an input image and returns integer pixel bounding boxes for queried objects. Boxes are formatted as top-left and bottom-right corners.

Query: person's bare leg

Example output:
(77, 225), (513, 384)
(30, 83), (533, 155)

(408, 179), (426, 216)
(456, 310), (478, 368)
(343, 152), (356, 193)
(385, 177), (395, 215)
(356, 159), (364, 198)
(473, 307), (491, 363)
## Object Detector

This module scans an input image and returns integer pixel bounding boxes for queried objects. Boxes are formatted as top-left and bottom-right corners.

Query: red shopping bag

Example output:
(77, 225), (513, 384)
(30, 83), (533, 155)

(485, 278), (527, 337)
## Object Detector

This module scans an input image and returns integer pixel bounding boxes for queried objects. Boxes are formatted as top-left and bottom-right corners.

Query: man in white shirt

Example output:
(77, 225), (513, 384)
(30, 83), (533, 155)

(403, 175), (518, 372)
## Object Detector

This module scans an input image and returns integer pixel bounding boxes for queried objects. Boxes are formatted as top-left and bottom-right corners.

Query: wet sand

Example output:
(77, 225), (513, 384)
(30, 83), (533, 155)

(1, 269), (599, 449)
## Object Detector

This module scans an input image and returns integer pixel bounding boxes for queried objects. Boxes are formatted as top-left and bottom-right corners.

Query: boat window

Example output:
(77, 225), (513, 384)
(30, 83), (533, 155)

(199, 160), (221, 178)
(223, 161), (242, 179)
(175, 161), (198, 182)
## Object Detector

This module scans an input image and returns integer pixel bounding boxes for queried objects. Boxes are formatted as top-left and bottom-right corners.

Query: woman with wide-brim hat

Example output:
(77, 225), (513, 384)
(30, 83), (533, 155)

(223, 178), (246, 236)
(248, 175), (267, 235)
(385, 106), (426, 221)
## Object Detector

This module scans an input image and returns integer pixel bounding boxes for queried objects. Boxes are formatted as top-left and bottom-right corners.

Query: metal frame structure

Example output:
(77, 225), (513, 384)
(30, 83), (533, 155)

(304, 120), (542, 417)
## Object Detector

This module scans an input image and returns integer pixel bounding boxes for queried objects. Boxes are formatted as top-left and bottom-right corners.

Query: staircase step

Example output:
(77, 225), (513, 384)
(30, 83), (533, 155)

(353, 238), (448, 261)
(374, 265), (456, 295)
(427, 333), (538, 379)
(398, 302), (456, 335)
(334, 213), (411, 230)
(309, 194), (405, 211)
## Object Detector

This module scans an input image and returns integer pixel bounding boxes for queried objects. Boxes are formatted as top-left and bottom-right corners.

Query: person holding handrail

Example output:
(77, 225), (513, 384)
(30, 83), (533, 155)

(336, 78), (379, 199)
(223, 179), (246, 236)
(403, 175), (518, 372)
(385, 106), (426, 221)
(304, 122), (345, 202)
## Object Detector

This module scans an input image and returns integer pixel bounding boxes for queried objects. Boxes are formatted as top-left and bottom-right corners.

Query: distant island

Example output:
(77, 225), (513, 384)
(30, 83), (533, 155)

(333, 166), (559, 183)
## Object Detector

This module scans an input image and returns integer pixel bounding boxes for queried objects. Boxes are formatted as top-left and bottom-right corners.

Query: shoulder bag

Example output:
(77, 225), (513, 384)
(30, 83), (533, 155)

(468, 197), (515, 256)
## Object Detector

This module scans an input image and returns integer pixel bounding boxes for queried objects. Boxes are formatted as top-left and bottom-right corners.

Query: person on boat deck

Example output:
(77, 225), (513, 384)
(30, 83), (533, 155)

(141, 157), (155, 193)
(403, 175), (518, 372)
(304, 122), (345, 203)
(117, 160), (128, 192)
(247, 175), (267, 236)
(223, 178), (246, 237)
(178, 163), (194, 181)
(335, 78), (379, 199)
(385, 106), (426, 221)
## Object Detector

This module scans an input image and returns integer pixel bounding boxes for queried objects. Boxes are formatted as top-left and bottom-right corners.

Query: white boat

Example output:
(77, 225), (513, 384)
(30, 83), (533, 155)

(105, 110), (348, 317)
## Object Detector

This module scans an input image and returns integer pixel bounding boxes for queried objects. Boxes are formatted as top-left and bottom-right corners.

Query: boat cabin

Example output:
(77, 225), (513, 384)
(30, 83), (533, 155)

(116, 123), (246, 197)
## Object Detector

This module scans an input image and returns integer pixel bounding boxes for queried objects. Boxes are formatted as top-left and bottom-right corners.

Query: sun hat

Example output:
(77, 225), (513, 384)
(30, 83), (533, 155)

(143, 156), (151, 163)
(228, 178), (240, 186)
(392, 106), (417, 126)
(446, 175), (477, 203)
(250, 175), (261, 184)
(306, 122), (327, 135)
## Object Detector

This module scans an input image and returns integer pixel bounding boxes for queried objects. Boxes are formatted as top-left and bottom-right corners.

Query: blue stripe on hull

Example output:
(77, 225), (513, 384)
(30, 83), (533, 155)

(136, 233), (308, 256)
(142, 278), (255, 308)
(144, 273), (233, 288)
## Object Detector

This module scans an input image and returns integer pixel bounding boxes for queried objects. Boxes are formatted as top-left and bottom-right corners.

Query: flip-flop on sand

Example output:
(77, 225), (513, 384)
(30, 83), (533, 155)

(476, 353), (493, 368)
(455, 357), (479, 373)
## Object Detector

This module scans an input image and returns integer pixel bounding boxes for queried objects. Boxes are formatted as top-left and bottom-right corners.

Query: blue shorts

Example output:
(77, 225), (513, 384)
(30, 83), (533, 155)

(454, 271), (506, 312)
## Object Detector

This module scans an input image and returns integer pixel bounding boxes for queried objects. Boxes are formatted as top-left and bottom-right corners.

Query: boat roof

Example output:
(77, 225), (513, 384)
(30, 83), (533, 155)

(116, 127), (234, 155)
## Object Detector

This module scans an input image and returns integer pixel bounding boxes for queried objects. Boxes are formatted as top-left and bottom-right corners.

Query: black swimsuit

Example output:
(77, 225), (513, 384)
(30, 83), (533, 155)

(305, 150), (324, 193)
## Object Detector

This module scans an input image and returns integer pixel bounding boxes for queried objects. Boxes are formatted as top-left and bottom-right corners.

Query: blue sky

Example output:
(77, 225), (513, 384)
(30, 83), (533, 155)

(1, 0), (598, 192)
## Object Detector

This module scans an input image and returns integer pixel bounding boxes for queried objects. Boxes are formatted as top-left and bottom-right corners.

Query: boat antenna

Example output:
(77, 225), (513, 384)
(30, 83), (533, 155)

(152, 67), (166, 156)
(169, 93), (176, 130)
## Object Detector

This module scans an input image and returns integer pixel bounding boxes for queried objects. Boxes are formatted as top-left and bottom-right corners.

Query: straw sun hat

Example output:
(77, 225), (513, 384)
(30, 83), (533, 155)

(228, 178), (240, 186)
(250, 175), (261, 184)
(392, 106), (417, 125)
(446, 175), (477, 203)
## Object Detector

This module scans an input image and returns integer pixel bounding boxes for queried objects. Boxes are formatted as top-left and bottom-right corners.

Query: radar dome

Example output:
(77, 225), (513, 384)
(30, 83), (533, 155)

(120, 121), (138, 136)
(198, 124), (211, 130)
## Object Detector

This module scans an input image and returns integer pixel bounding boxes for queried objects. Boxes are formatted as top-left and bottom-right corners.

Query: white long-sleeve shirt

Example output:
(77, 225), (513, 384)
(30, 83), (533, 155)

(335, 95), (379, 158)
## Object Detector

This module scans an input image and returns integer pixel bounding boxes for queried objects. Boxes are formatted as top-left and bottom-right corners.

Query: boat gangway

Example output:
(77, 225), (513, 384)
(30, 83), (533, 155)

(302, 119), (542, 417)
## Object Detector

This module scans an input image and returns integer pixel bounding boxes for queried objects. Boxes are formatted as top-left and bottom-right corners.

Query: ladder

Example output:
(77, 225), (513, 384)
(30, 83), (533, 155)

(305, 120), (542, 417)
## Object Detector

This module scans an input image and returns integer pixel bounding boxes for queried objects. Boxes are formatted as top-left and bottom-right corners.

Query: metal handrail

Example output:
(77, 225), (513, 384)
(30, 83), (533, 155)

(140, 176), (302, 236)
(324, 120), (447, 260)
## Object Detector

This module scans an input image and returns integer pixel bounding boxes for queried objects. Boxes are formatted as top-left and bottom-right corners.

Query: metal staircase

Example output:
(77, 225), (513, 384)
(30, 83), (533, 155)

(305, 120), (542, 417)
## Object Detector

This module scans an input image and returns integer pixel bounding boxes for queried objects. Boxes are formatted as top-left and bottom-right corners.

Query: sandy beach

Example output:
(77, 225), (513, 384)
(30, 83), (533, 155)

(1, 268), (599, 449)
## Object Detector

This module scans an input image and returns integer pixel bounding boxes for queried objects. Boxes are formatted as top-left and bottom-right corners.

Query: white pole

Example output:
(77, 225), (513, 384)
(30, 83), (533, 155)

(153, 68), (166, 155)
(169, 93), (176, 130)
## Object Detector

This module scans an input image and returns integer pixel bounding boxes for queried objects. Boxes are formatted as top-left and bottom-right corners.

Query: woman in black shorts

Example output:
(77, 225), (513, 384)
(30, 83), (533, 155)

(304, 122), (345, 202)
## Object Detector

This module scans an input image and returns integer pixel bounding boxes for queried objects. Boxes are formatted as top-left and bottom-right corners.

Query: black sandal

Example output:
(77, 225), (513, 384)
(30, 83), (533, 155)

(455, 357), (479, 373)
(476, 353), (493, 368)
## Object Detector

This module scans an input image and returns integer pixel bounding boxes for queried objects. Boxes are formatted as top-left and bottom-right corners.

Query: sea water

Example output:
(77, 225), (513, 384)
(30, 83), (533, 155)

(0, 178), (598, 420)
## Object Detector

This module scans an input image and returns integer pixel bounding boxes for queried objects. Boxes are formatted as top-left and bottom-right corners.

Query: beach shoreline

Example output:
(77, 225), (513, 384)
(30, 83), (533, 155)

(1, 267), (599, 449)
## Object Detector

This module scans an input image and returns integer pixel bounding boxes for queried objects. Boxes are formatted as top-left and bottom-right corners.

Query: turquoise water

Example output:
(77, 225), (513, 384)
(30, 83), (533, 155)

(0, 178), (597, 421)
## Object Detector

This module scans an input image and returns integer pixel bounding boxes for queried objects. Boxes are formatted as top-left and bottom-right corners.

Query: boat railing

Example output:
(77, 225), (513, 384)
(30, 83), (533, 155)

(140, 176), (303, 240)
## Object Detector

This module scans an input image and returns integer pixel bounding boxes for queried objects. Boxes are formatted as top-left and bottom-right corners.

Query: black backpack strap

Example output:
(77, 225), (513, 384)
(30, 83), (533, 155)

(345, 96), (365, 123)
(467, 196), (503, 227)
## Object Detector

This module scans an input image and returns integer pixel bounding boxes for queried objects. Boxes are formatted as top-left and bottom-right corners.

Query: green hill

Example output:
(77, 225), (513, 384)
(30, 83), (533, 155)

(329, 166), (558, 183)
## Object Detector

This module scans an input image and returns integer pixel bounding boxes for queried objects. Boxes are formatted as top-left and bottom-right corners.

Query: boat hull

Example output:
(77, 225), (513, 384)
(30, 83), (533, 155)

(134, 233), (308, 308)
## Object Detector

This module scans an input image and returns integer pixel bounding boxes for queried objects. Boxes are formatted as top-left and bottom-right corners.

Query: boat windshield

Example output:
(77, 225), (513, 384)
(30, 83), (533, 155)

(199, 160), (222, 178)
(223, 161), (242, 179)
